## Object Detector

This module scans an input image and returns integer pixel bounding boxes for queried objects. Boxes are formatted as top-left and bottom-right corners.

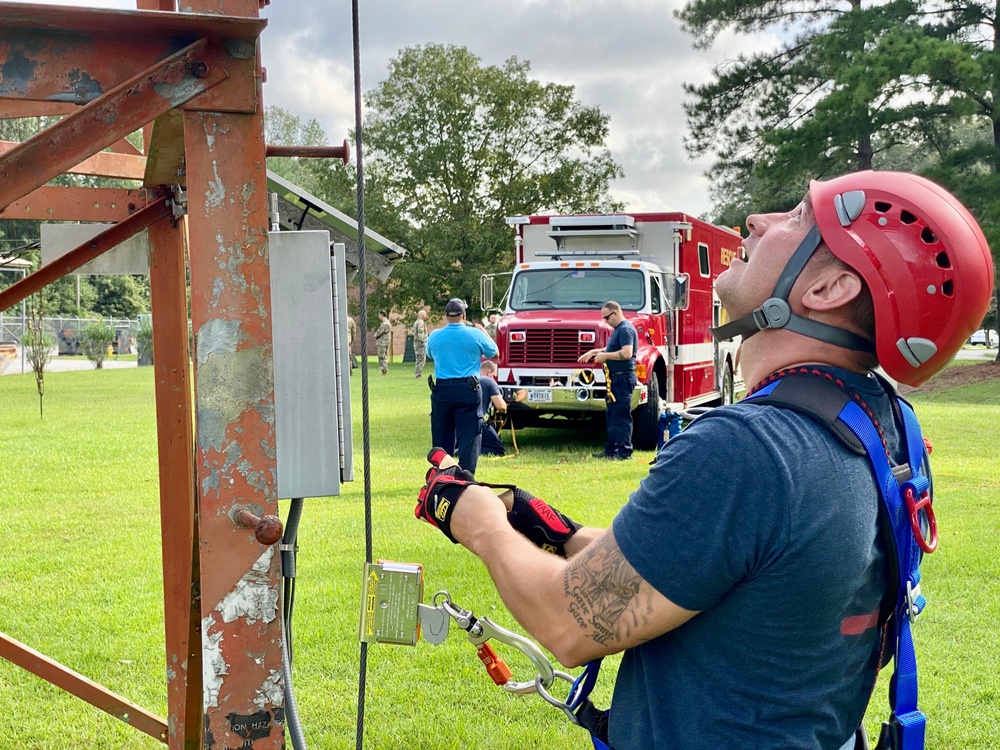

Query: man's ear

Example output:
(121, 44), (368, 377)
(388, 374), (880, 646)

(800, 267), (864, 312)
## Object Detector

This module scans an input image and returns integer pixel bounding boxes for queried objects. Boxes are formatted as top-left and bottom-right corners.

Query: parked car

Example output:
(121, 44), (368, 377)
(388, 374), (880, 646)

(969, 329), (999, 347)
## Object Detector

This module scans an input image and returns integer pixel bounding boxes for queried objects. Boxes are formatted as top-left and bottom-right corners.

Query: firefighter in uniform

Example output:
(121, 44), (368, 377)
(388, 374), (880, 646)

(579, 301), (638, 460)
(413, 172), (993, 750)
(374, 310), (391, 376)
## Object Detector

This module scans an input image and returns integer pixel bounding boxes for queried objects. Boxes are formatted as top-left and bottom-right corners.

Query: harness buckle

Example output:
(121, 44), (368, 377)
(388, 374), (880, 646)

(905, 581), (925, 624)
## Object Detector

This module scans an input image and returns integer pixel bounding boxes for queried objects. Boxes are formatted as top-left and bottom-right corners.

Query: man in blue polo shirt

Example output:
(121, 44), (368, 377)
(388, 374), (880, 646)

(426, 298), (498, 475)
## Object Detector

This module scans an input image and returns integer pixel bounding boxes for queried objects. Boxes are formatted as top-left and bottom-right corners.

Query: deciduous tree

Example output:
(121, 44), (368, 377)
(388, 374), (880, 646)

(362, 44), (623, 311)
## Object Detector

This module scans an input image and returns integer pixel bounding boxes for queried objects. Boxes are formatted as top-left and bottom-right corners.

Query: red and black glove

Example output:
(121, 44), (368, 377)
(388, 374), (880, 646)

(506, 488), (581, 557)
(414, 462), (479, 543)
(415, 448), (580, 554)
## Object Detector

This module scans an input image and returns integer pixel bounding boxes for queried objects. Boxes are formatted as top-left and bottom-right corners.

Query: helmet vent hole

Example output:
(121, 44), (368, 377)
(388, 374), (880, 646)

(942, 280), (954, 297)
(935, 251), (951, 268)
(921, 226), (938, 244)
(875, 201), (892, 213)
(901, 210), (918, 224)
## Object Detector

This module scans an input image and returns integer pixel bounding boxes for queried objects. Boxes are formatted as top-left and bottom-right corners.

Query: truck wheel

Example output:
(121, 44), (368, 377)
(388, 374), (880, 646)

(632, 371), (661, 451)
(722, 362), (735, 405)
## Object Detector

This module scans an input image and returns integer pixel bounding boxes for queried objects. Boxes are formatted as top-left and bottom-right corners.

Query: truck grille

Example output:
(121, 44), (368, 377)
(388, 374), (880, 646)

(508, 330), (590, 364)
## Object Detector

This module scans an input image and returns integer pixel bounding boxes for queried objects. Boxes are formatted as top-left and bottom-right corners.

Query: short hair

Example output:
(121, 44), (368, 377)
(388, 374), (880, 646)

(480, 360), (498, 375)
(602, 301), (622, 314)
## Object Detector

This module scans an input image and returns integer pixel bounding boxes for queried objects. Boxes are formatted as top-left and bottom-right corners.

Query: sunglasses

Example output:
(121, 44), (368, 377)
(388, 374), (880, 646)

(602, 312), (614, 321)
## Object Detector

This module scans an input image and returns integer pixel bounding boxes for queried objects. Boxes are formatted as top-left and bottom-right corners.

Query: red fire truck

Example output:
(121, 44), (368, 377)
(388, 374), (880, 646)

(480, 212), (744, 449)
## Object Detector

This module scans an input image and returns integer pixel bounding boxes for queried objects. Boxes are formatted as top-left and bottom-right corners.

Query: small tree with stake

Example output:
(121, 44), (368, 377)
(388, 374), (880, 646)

(23, 292), (53, 418)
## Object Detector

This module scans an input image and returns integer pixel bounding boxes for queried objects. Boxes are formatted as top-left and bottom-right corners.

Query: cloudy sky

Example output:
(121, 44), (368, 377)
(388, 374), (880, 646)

(12, 0), (772, 217)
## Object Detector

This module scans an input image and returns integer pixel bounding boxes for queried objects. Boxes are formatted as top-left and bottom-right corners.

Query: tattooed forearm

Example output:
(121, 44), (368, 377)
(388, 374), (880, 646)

(562, 532), (651, 646)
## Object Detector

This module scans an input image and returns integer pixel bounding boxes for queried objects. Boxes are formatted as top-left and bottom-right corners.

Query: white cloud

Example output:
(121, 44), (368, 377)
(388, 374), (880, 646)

(260, 0), (774, 217)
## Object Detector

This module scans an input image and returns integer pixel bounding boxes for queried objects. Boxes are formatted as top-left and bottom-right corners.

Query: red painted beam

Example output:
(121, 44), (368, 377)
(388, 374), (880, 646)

(0, 632), (168, 743)
(185, 101), (284, 748)
(0, 100), (77, 117)
(0, 186), (156, 222)
(148, 216), (204, 750)
(0, 2), (264, 40)
(0, 142), (147, 181)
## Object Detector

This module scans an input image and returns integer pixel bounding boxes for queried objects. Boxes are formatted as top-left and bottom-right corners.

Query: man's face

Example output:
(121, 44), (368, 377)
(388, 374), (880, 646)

(716, 198), (816, 319)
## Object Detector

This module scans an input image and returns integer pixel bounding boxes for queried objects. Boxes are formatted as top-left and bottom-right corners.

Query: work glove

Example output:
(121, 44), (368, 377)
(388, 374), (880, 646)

(414, 448), (480, 543)
(506, 488), (581, 557)
(415, 448), (580, 554)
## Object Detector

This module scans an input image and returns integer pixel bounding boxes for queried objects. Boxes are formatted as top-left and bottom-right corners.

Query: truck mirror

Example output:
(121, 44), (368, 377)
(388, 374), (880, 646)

(481, 274), (495, 311)
(667, 273), (690, 310)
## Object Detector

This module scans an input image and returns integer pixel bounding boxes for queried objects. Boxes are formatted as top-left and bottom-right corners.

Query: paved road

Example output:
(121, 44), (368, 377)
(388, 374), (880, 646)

(1, 347), (138, 375)
(955, 347), (998, 361)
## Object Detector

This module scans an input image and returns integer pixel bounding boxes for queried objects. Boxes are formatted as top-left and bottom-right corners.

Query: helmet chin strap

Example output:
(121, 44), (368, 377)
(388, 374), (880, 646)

(710, 223), (875, 353)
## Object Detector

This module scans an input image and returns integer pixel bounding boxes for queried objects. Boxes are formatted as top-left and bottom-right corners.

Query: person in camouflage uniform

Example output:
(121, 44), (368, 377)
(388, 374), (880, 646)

(347, 315), (358, 374)
(413, 309), (428, 378)
(374, 310), (391, 375)
(484, 312), (498, 341)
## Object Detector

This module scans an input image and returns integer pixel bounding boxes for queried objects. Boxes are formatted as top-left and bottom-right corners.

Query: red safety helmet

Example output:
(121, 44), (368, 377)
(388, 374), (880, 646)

(811, 171), (994, 386)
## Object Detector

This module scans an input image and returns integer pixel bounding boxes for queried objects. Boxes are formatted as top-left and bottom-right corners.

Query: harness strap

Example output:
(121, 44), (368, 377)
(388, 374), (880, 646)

(568, 658), (612, 749)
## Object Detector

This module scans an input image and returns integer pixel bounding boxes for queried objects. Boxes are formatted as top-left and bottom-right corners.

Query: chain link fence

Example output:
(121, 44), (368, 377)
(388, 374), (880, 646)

(0, 315), (141, 355)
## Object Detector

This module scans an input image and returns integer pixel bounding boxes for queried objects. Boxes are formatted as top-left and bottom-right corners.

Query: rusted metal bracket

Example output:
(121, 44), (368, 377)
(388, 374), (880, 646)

(0, 37), (226, 210)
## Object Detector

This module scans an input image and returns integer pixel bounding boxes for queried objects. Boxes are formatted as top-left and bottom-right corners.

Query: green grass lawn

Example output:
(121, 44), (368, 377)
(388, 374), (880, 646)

(1, 359), (998, 748)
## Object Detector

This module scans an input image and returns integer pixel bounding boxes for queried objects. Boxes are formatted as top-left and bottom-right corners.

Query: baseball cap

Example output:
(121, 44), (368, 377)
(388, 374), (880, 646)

(445, 298), (467, 316)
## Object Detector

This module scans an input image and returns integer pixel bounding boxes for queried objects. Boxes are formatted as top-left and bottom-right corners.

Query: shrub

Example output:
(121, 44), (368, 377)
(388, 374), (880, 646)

(80, 322), (115, 369)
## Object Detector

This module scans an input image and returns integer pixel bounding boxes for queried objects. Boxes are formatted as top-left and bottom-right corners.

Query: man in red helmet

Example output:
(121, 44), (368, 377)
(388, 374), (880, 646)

(414, 172), (993, 750)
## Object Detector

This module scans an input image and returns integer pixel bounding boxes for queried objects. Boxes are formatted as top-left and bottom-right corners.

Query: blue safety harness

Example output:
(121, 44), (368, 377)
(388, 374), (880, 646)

(568, 372), (934, 750)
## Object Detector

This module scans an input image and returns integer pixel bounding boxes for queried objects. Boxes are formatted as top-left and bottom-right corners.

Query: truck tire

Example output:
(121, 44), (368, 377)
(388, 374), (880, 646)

(632, 371), (661, 451)
(722, 362), (735, 405)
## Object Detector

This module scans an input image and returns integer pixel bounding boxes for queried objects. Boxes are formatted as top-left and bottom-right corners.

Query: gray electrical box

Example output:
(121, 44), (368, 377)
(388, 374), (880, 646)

(269, 231), (353, 499)
(40, 223), (150, 274)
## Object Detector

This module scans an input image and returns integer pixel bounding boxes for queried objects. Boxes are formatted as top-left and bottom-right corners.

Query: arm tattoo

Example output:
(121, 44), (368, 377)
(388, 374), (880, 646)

(563, 533), (651, 647)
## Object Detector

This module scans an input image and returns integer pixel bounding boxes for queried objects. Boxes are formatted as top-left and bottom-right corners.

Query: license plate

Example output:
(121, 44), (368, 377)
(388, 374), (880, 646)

(527, 389), (552, 403)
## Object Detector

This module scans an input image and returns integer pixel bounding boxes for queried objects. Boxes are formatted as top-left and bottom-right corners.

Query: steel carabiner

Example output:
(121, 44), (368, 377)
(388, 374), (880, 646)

(430, 590), (574, 695)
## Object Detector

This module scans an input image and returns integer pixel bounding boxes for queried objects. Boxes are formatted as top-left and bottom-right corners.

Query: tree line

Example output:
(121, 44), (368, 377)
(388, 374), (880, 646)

(5, 17), (999, 326)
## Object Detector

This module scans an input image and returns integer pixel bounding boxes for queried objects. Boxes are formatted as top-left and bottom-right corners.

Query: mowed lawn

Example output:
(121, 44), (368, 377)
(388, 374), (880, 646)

(1, 359), (998, 749)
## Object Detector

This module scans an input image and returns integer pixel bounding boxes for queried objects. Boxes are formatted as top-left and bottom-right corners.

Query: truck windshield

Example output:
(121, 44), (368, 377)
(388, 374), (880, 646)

(509, 268), (645, 311)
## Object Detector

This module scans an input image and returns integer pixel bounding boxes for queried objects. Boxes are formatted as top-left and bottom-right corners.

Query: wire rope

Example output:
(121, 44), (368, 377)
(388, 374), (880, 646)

(350, 1), (374, 749)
